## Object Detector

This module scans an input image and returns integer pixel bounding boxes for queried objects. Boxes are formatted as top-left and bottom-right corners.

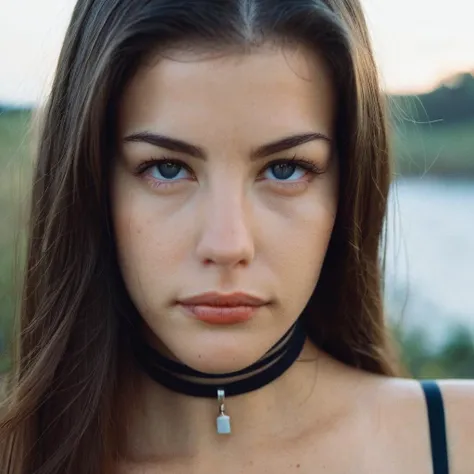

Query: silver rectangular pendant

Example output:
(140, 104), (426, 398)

(216, 389), (231, 434)
(217, 414), (231, 434)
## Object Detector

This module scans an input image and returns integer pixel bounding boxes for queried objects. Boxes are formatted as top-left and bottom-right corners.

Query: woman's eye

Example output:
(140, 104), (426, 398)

(262, 161), (309, 181)
(138, 157), (320, 187)
(148, 161), (191, 181)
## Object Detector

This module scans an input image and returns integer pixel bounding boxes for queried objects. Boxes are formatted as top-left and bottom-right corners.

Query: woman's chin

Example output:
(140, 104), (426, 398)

(172, 343), (267, 375)
(155, 320), (283, 375)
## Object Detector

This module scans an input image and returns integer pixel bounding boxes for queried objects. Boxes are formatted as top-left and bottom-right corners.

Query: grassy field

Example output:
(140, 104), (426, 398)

(0, 110), (33, 371)
(0, 109), (473, 378)
(393, 119), (474, 177)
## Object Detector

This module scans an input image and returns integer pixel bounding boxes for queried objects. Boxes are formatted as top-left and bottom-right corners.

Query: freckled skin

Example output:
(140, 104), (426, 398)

(110, 44), (339, 374)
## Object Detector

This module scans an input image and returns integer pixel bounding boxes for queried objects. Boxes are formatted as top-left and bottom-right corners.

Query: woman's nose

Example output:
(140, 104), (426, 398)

(195, 190), (255, 268)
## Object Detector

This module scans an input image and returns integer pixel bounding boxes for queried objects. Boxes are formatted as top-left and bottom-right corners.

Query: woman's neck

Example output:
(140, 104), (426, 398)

(116, 339), (356, 465)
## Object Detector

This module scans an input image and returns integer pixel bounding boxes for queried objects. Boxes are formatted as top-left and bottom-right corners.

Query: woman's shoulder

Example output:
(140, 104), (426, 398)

(436, 380), (474, 474)
(367, 376), (474, 474)
(304, 355), (473, 473)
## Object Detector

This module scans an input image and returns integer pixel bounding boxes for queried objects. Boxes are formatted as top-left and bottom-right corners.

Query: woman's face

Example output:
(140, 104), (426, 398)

(111, 43), (339, 373)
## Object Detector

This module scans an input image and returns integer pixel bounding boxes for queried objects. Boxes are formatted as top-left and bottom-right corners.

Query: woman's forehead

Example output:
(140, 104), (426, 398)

(118, 44), (336, 143)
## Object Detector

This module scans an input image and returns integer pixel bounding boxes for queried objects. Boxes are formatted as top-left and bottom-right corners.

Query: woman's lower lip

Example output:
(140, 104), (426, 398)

(179, 304), (260, 324)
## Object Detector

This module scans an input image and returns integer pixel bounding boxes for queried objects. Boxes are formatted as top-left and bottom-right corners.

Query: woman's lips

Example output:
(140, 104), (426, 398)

(179, 304), (259, 325)
(177, 292), (268, 325)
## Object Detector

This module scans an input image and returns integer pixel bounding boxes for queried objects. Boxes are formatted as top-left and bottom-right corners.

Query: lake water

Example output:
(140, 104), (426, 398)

(384, 177), (474, 346)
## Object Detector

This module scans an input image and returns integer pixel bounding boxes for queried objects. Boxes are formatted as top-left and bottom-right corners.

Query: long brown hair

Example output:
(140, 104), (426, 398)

(0, 0), (400, 472)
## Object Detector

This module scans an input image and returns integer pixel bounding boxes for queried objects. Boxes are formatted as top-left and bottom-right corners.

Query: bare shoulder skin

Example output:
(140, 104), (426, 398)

(115, 349), (474, 474)
(438, 380), (474, 474)
(341, 371), (474, 474)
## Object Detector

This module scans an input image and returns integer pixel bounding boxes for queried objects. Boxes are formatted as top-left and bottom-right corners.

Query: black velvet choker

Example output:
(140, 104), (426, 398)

(130, 319), (307, 434)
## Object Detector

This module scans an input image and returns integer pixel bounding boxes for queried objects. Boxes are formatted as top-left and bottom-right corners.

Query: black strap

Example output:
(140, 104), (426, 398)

(132, 320), (297, 378)
(131, 319), (307, 398)
(420, 381), (449, 474)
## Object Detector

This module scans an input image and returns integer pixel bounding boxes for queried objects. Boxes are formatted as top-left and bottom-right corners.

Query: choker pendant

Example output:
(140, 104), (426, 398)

(216, 389), (231, 434)
(131, 320), (307, 435)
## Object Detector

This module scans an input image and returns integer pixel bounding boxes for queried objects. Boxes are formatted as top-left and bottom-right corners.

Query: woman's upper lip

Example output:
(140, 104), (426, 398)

(178, 292), (268, 307)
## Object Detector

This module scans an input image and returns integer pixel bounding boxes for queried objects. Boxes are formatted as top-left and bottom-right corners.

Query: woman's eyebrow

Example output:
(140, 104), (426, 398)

(123, 131), (332, 160)
(252, 132), (332, 159)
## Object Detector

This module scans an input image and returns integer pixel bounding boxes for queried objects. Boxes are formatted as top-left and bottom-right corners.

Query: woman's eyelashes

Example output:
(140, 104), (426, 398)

(134, 156), (325, 190)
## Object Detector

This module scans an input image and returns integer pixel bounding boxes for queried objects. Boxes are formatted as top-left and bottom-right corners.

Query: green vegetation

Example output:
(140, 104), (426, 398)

(392, 118), (474, 177)
(390, 72), (474, 177)
(394, 324), (474, 379)
(0, 72), (473, 379)
(0, 109), (32, 375)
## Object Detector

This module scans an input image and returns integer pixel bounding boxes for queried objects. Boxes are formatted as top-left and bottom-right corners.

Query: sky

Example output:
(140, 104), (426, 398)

(0, 0), (473, 104)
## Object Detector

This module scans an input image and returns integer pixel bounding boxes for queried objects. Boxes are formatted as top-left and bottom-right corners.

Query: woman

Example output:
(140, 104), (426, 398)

(0, 0), (472, 472)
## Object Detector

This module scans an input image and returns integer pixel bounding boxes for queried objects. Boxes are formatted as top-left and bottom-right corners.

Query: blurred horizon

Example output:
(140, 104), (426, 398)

(1, 0), (474, 105)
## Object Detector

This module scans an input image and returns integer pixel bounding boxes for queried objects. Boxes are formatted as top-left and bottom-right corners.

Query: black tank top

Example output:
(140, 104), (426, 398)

(421, 380), (449, 474)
